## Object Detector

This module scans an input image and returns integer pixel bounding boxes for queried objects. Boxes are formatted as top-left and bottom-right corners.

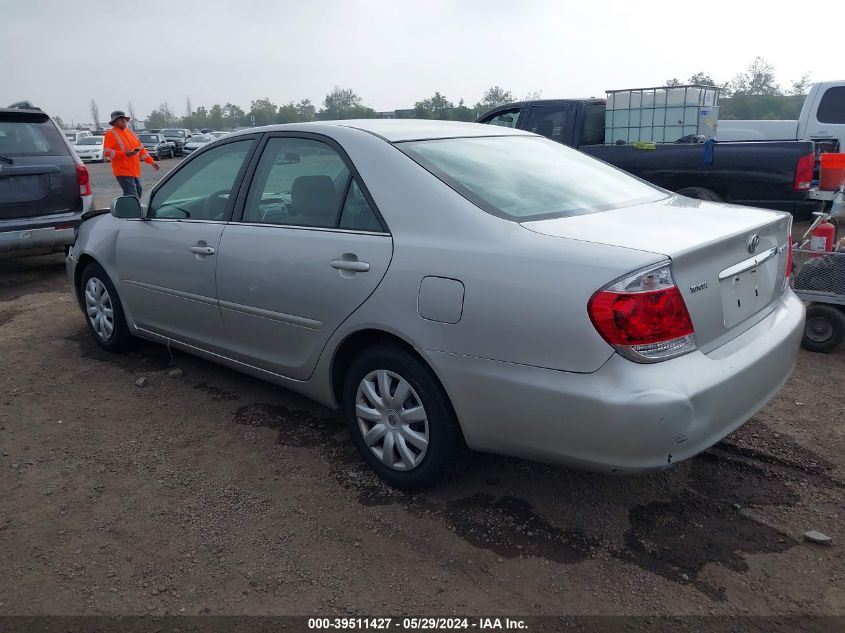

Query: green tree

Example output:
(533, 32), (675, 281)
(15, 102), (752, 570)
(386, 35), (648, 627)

(209, 104), (224, 130)
(687, 72), (717, 86)
(728, 57), (782, 96)
(296, 99), (316, 122)
(318, 87), (376, 120)
(414, 91), (454, 119)
(449, 98), (477, 122)
(664, 78), (682, 87)
(146, 102), (176, 129)
(474, 85), (514, 113)
(789, 72), (812, 96)
(222, 103), (246, 128)
(276, 102), (300, 124)
(248, 98), (278, 127)
(193, 106), (209, 130)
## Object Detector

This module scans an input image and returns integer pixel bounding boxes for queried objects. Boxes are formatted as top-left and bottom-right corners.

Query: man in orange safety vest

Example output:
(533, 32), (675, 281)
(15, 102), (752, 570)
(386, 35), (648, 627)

(103, 110), (160, 199)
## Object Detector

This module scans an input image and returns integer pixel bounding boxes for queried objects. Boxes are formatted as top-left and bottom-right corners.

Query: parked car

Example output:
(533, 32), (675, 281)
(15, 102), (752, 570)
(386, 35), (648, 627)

(477, 98), (820, 218)
(137, 132), (176, 160)
(718, 81), (845, 154)
(1, 102), (92, 255)
(67, 120), (803, 489)
(74, 135), (107, 163)
(181, 134), (214, 155)
(209, 131), (228, 139)
(159, 128), (192, 155)
(64, 129), (92, 145)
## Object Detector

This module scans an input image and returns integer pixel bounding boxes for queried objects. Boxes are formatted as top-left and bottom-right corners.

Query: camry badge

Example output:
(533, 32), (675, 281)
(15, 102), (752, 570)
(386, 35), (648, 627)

(747, 233), (760, 254)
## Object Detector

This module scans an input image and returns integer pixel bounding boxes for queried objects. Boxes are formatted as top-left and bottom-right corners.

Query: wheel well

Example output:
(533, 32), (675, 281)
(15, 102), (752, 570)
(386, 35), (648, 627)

(330, 329), (426, 407)
(73, 254), (98, 302)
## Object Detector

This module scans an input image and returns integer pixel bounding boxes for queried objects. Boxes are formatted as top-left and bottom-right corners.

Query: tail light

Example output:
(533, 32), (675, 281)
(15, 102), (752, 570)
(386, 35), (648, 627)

(785, 235), (793, 283)
(588, 262), (696, 363)
(76, 163), (91, 196)
(794, 152), (815, 191)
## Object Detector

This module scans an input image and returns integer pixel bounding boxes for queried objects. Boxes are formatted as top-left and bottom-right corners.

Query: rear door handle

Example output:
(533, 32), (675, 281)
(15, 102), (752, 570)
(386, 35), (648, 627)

(331, 259), (370, 272)
(190, 246), (216, 255)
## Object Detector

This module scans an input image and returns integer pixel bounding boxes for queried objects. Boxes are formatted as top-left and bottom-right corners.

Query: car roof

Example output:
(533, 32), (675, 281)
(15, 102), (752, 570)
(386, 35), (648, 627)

(224, 119), (535, 143)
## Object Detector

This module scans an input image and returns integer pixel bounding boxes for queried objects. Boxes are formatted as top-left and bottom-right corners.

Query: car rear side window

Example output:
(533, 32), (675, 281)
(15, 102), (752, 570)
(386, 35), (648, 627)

(817, 87), (845, 124)
(242, 137), (351, 228)
(400, 135), (665, 221)
(0, 114), (67, 156)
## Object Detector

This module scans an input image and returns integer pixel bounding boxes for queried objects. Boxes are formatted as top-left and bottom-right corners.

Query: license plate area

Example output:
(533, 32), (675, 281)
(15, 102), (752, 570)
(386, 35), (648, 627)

(720, 266), (776, 328)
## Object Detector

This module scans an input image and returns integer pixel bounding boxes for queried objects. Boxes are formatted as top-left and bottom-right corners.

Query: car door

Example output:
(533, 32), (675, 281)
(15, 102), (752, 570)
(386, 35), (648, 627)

(115, 136), (258, 350)
(215, 133), (393, 380)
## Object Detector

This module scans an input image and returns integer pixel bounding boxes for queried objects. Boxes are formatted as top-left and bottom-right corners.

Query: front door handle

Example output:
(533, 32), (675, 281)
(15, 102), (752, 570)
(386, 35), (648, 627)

(331, 259), (370, 272)
(190, 245), (216, 256)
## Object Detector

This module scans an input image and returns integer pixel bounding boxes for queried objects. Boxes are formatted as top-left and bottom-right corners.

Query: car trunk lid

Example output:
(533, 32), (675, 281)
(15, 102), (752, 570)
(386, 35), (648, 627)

(521, 196), (791, 350)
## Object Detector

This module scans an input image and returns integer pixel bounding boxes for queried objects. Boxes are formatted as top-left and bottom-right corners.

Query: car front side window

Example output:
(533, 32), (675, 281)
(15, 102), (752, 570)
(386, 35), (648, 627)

(148, 139), (254, 221)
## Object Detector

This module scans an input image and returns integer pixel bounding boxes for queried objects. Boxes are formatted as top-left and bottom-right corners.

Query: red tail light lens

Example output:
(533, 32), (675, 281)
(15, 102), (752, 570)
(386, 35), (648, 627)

(785, 234), (793, 281)
(76, 163), (91, 196)
(794, 152), (815, 191)
(588, 263), (696, 362)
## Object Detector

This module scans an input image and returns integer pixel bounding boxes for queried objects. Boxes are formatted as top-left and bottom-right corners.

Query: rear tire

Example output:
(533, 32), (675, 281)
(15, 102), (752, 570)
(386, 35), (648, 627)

(80, 262), (133, 352)
(802, 304), (845, 353)
(342, 345), (465, 490)
(676, 187), (722, 202)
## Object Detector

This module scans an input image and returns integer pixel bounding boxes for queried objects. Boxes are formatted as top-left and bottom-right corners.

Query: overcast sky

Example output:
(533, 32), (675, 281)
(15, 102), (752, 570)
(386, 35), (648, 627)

(1, 0), (840, 125)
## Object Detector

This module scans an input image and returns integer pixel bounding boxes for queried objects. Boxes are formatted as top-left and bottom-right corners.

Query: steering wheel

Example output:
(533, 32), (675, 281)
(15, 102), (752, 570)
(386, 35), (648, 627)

(201, 189), (232, 220)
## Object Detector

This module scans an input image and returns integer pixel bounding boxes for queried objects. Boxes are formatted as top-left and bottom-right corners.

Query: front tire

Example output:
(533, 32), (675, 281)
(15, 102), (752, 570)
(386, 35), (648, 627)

(343, 345), (465, 490)
(80, 262), (133, 352)
(802, 304), (845, 353)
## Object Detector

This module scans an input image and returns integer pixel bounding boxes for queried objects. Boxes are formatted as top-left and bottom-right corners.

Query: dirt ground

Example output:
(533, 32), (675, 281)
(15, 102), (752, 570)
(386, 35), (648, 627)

(0, 248), (843, 618)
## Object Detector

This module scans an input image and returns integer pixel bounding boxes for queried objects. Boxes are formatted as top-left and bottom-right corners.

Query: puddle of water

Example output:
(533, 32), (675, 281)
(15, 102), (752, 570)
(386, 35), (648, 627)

(233, 403), (341, 449)
(436, 494), (596, 563)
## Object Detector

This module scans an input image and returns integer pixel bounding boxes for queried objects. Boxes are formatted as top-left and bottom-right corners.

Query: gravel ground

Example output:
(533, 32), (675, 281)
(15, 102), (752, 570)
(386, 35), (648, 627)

(0, 228), (843, 616)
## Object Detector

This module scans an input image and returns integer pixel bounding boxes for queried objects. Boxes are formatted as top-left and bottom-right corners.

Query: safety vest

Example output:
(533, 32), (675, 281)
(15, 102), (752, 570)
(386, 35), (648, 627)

(103, 127), (155, 177)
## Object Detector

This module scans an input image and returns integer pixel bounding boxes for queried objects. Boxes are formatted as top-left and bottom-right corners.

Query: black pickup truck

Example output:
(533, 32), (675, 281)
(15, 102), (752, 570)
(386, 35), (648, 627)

(477, 99), (819, 217)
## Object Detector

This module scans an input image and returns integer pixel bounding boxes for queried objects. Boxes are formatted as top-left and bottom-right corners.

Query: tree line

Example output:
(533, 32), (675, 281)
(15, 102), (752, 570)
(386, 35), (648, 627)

(80, 58), (814, 132)
(137, 85), (519, 131)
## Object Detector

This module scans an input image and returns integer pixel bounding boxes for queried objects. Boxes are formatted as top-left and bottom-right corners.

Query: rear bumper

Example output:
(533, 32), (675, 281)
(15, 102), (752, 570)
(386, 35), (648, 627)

(425, 290), (805, 473)
(0, 211), (84, 253)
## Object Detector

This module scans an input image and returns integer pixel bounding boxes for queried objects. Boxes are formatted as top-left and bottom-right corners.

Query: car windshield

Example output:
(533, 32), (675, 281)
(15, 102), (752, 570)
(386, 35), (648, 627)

(400, 135), (666, 220)
(139, 135), (158, 142)
(161, 129), (185, 137)
(77, 137), (102, 145)
(190, 135), (212, 143)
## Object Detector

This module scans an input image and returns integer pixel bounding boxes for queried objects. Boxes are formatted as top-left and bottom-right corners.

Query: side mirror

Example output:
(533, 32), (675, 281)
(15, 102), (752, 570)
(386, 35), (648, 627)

(110, 195), (143, 219)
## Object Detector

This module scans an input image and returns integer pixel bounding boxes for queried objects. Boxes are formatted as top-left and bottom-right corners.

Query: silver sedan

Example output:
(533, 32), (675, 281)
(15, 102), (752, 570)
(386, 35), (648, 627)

(67, 120), (804, 489)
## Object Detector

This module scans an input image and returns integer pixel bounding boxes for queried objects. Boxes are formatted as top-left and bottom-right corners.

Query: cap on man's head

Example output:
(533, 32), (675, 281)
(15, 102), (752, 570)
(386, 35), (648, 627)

(109, 110), (129, 124)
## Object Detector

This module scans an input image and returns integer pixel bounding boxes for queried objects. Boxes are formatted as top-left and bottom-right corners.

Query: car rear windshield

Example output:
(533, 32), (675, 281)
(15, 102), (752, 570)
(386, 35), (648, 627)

(400, 135), (665, 220)
(78, 137), (102, 145)
(161, 129), (185, 137)
(0, 114), (68, 156)
(190, 135), (211, 143)
(139, 134), (158, 142)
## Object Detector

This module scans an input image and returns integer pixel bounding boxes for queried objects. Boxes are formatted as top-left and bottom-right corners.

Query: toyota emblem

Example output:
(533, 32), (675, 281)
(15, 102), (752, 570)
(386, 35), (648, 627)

(747, 233), (760, 254)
